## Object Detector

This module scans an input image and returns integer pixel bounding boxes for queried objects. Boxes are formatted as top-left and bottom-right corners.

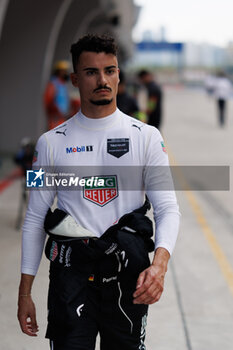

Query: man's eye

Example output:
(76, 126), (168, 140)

(106, 69), (115, 75)
(86, 71), (95, 76)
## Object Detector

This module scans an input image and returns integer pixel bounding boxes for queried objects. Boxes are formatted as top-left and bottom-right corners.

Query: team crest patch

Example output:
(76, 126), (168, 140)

(50, 241), (58, 261)
(107, 138), (129, 158)
(83, 175), (118, 207)
(161, 141), (167, 153)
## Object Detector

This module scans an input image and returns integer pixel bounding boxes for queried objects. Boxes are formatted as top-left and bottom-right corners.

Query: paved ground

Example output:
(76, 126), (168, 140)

(1, 87), (233, 350)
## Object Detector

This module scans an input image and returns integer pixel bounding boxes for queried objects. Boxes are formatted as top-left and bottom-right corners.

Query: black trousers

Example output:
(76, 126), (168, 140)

(217, 99), (226, 126)
(47, 247), (149, 350)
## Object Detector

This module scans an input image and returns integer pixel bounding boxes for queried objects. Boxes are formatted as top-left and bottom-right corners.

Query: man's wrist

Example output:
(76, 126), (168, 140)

(18, 273), (35, 296)
(152, 247), (170, 269)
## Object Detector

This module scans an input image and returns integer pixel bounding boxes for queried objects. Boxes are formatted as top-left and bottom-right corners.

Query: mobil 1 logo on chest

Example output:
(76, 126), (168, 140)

(83, 175), (118, 207)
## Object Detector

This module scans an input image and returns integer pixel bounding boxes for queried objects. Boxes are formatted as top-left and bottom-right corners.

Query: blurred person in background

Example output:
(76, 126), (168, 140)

(14, 137), (35, 229)
(204, 73), (216, 96)
(138, 70), (163, 130)
(213, 71), (232, 127)
(44, 60), (71, 130)
(14, 137), (35, 177)
(117, 70), (146, 121)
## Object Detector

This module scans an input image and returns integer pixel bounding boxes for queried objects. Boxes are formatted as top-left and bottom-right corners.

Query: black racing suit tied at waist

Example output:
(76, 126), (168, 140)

(43, 198), (154, 339)
(44, 197), (154, 268)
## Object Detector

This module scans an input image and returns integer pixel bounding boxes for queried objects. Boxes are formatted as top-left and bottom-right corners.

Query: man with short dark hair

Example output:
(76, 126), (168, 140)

(18, 34), (180, 350)
(138, 70), (163, 130)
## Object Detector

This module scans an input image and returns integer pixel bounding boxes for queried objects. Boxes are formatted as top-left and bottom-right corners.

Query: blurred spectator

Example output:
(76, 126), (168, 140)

(14, 137), (35, 229)
(117, 71), (139, 116)
(213, 71), (232, 127)
(204, 73), (216, 95)
(14, 137), (34, 176)
(138, 70), (163, 129)
(44, 60), (71, 130)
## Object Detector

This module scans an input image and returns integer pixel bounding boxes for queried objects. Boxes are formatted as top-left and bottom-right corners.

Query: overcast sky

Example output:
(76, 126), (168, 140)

(133, 0), (233, 47)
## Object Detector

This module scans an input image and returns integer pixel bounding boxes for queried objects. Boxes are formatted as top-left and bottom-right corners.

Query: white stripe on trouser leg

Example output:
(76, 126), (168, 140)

(50, 340), (54, 350)
(139, 314), (147, 350)
(117, 282), (133, 334)
(115, 252), (122, 272)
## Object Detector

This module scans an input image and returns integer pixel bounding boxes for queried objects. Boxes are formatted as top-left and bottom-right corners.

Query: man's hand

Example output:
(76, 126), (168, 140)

(17, 273), (38, 336)
(17, 295), (39, 336)
(133, 247), (170, 305)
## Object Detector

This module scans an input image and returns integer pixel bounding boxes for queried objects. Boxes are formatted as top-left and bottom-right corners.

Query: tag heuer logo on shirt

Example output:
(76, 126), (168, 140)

(83, 175), (118, 206)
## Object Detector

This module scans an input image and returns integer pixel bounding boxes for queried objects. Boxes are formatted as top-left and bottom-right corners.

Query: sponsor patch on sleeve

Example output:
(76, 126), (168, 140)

(161, 141), (167, 153)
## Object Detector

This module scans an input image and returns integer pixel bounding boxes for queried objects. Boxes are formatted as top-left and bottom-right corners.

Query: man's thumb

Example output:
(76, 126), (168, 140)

(136, 271), (146, 289)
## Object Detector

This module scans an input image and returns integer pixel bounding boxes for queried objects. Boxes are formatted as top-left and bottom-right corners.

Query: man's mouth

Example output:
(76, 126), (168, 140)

(94, 87), (112, 93)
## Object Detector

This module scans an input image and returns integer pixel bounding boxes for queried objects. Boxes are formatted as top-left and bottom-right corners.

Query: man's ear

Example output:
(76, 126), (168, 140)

(118, 68), (120, 84)
(70, 73), (79, 87)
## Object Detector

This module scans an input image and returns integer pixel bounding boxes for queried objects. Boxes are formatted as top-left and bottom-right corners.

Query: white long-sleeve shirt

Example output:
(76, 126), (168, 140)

(22, 109), (180, 275)
(214, 77), (232, 100)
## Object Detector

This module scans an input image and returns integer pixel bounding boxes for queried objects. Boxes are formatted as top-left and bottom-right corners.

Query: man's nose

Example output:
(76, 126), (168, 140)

(97, 72), (107, 85)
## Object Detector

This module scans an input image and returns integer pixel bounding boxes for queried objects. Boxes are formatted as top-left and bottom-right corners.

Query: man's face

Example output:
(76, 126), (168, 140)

(139, 74), (150, 85)
(71, 51), (119, 107)
(58, 69), (69, 81)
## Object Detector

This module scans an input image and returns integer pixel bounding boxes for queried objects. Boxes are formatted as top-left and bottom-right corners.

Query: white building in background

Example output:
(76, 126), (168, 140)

(130, 35), (229, 69)
(183, 42), (226, 67)
(130, 40), (184, 69)
(225, 42), (233, 68)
